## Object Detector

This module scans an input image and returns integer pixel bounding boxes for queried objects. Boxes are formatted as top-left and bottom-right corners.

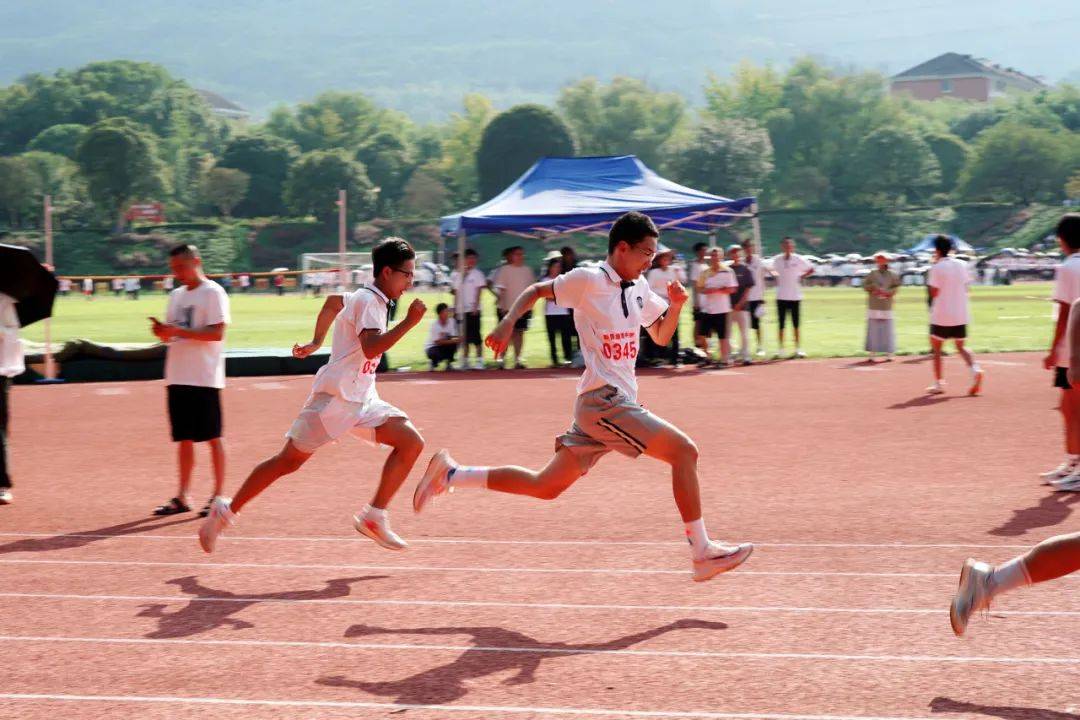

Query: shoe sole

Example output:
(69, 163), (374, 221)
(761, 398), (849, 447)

(354, 516), (407, 550)
(949, 558), (975, 636)
(692, 544), (754, 582)
(198, 524), (217, 554)
(414, 450), (451, 513)
(969, 372), (984, 396)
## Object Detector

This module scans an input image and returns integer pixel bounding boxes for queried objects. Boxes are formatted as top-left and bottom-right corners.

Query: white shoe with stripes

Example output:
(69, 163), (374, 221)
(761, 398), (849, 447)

(692, 542), (754, 582)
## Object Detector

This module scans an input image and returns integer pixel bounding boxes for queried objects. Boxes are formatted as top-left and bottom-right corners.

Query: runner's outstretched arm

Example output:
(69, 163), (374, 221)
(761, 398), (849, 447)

(293, 294), (344, 358)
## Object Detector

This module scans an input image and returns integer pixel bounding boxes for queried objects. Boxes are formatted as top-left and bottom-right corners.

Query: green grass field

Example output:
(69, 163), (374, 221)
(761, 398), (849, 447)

(24, 284), (1052, 370)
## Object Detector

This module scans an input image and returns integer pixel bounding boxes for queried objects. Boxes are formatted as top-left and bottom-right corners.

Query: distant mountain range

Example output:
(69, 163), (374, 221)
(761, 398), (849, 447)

(1, 0), (1076, 121)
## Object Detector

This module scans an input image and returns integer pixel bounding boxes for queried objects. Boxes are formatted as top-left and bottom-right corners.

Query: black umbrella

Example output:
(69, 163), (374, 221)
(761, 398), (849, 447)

(0, 243), (59, 327)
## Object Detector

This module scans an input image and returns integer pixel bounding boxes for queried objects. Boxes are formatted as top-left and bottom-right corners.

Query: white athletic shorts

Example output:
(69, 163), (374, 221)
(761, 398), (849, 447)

(286, 392), (406, 454)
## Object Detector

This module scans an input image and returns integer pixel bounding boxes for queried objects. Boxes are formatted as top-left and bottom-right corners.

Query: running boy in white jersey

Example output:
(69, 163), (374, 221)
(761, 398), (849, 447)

(198, 238), (427, 553)
(150, 244), (230, 518)
(413, 212), (753, 582)
(1041, 214), (1080, 487)
(926, 235), (984, 396)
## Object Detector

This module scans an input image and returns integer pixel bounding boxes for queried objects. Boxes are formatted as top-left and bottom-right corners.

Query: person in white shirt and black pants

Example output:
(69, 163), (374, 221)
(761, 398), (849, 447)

(645, 245), (683, 366)
(449, 248), (487, 370)
(926, 235), (983, 396)
(0, 291), (23, 505)
(150, 244), (231, 517)
(543, 257), (574, 366)
(769, 237), (814, 359)
(1041, 215), (1080, 488)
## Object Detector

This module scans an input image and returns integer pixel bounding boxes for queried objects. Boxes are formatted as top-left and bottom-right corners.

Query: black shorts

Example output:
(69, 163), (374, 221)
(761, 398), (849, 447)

(777, 300), (801, 330)
(700, 312), (729, 340)
(930, 324), (967, 340)
(497, 308), (532, 331)
(464, 311), (482, 346)
(1055, 367), (1073, 390)
(167, 385), (222, 442)
(692, 308), (704, 335)
(747, 300), (764, 330)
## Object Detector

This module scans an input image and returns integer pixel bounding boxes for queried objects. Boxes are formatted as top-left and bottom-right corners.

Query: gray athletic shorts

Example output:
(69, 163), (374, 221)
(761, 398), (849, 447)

(555, 385), (671, 473)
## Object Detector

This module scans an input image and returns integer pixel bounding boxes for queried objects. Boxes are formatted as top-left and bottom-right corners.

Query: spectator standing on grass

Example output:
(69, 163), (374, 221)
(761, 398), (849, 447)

(741, 239), (767, 357)
(112, 277), (123, 297)
(491, 246), (536, 369)
(82, 277), (94, 299)
(58, 277), (71, 296)
(696, 248), (737, 367)
(1041, 215), (1080, 488)
(769, 237), (813, 359)
(125, 275), (141, 300)
(163, 274), (174, 292)
(727, 244), (755, 365)
(544, 257), (573, 367)
(862, 252), (900, 362)
(425, 302), (460, 371)
(149, 244), (231, 519)
(688, 242), (709, 350)
(0, 289), (24, 505)
(274, 273), (285, 296)
(220, 273), (233, 295)
(646, 245), (683, 366)
(239, 273), (250, 293)
(449, 248), (487, 370)
(926, 235), (983, 396)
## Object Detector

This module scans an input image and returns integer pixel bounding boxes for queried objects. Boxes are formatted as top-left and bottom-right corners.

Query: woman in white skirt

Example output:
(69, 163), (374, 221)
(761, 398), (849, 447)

(863, 252), (900, 361)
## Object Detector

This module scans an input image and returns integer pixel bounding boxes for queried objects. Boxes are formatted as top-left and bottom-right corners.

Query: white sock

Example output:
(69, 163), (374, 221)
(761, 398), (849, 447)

(450, 467), (489, 489)
(989, 556), (1032, 599)
(363, 504), (387, 521)
(685, 518), (710, 560)
(972, 362), (982, 375)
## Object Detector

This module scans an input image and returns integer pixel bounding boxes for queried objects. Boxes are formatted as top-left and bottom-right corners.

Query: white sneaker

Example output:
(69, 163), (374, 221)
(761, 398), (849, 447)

(949, 558), (993, 636)
(1041, 459), (1077, 484)
(198, 497), (235, 553)
(926, 381), (945, 395)
(691, 542), (754, 582)
(413, 449), (456, 513)
(353, 505), (408, 550)
(794, 348), (806, 358)
(0, 489), (11, 505)
(1051, 471), (1080, 492)
(755, 348), (766, 358)
(472, 358), (485, 370)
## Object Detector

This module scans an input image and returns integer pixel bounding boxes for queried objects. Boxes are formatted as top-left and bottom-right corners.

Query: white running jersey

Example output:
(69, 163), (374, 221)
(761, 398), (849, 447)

(552, 262), (668, 402)
(309, 285), (390, 404)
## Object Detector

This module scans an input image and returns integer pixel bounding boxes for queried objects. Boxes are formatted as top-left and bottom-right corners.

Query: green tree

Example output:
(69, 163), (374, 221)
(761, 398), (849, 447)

(0, 156), (41, 227)
(704, 61), (783, 121)
(437, 94), (495, 206)
(218, 133), (299, 217)
(841, 126), (940, 205)
(27, 123), (88, 159)
(266, 91), (410, 153)
(401, 166), (449, 218)
(557, 77), (685, 167)
(355, 131), (413, 216)
(664, 117), (774, 197)
(75, 117), (166, 230)
(200, 167), (250, 218)
(959, 123), (1075, 203)
(476, 104), (575, 201)
(1067, 171), (1080, 200)
(283, 149), (375, 226)
(923, 131), (969, 194)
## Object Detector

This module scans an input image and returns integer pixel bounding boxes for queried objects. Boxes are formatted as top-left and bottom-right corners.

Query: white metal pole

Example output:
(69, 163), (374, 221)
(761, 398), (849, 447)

(456, 230), (467, 366)
(43, 194), (57, 380)
(750, 201), (763, 257)
(337, 189), (347, 291)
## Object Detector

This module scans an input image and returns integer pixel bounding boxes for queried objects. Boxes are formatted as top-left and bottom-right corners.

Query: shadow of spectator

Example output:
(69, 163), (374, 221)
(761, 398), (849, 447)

(990, 492), (1080, 537)
(317, 619), (727, 705)
(137, 575), (387, 638)
(0, 515), (197, 555)
(931, 696), (1080, 720)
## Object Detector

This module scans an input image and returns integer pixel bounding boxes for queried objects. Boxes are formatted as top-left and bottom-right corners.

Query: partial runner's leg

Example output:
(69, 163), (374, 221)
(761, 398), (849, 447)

(231, 441), (312, 514)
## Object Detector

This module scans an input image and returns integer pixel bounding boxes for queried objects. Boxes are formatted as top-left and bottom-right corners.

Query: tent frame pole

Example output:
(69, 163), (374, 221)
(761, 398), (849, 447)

(456, 230), (467, 368)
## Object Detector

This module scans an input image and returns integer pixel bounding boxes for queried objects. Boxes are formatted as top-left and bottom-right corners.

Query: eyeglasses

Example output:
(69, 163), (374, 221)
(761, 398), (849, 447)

(390, 267), (414, 279)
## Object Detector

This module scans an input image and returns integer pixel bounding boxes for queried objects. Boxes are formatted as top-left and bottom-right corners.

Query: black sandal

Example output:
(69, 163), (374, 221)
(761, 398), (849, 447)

(153, 497), (191, 516)
(198, 498), (215, 518)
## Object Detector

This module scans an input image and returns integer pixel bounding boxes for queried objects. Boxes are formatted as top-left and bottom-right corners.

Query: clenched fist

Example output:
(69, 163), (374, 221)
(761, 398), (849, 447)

(405, 298), (427, 324)
(666, 279), (689, 306)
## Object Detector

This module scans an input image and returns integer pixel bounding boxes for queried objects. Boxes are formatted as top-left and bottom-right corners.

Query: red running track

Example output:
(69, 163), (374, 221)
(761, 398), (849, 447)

(2, 353), (1080, 719)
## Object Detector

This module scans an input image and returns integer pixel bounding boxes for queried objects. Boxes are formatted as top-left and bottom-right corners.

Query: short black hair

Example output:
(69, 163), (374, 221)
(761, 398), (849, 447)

(464, 248), (478, 257)
(560, 246), (576, 254)
(933, 234), (954, 256)
(435, 302), (449, 314)
(692, 242), (708, 253)
(740, 238), (753, 248)
(546, 257), (562, 274)
(1057, 214), (1080, 251)
(608, 212), (658, 253)
(506, 245), (523, 255)
(372, 237), (415, 275)
(169, 244), (200, 258)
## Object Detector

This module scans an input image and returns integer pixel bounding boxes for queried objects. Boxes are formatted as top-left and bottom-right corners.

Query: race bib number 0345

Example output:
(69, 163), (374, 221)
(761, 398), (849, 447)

(601, 340), (637, 360)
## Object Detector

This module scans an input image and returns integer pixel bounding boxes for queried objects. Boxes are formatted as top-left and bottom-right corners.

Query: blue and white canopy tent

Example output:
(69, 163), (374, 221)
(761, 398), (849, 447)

(440, 155), (760, 351)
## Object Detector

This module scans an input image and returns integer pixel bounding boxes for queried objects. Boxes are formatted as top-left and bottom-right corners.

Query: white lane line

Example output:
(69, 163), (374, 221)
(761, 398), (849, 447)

(0, 558), (957, 578)
(251, 382), (289, 390)
(2, 635), (1078, 665)
(1, 591), (1077, 618)
(92, 387), (130, 395)
(0, 693), (950, 720)
(0, 532), (1035, 550)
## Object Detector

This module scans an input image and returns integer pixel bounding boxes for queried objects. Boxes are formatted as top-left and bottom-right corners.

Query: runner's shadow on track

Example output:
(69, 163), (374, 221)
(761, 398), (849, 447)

(931, 696), (1080, 720)
(316, 619), (727, 705)
(989, 492), (1080, 537)
(0, 515), (197, 555)
(137, 575), (387, 638)
(887, 394), (959, 409)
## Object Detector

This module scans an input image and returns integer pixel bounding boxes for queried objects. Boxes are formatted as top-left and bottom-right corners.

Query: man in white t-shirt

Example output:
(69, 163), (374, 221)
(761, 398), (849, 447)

(149, 245), (231, 518)
(425, 302), (460, 371)
(926, 235), (983, 396)
(1041, 215), (1080, 488)
(125, 275), (140, 300)
(82, 277), (94, 299)
(768, 237), (814, 358)
(695, 248), (737, 366)
(741, 238), (767, 357)
(687, 242), (709, 347)
(491, 246), (537, 369)
(645, 245), (684, 366)
(199, 238), (428, 554)
(449, 248), (487, 370)
(413, 212), (753, 583)
(0, 291), (24, 505)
